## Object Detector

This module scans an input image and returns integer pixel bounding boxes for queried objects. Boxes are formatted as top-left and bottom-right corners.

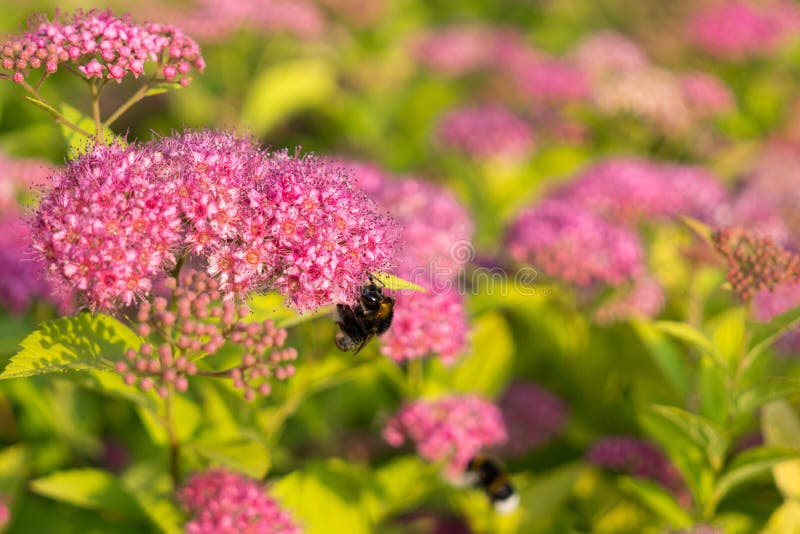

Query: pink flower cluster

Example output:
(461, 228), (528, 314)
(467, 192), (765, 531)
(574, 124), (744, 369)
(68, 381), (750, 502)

(179, 469), (301, 534)
(0, 214), (73, 314)
(593, 276), (666, 325)
(554, 158), (726, 226)
(114, 270), (296, 400)
(31, 130), (397, 311)
(409, 24), (511, 77)
(679, 72), (735, 119)
(347, 161), (472, 363)
(0, 9), (204, 84)
(687, 1), (800, 59)
(435, 105), (534, 160)
(571, 31), (648, 83)
(507, 199), (644, 287)
(383, 395), (507, 475)
(499, 382), (567, 457)
(587, 436), (684, 495)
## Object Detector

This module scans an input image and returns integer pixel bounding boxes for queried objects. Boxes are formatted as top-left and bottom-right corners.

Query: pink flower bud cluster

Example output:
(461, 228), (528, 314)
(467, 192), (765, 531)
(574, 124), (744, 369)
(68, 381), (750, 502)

(435, 105), (535, 160)
(0, 9), (205, 84)
(712, 227), (800, 301)
(114, 270), (296, 400)
(507, 199), (644, 287)
(499, 382), (567, 457)
(593, 276), (666, 325)
(179, 469), (301, 534)
(554, 158), (726, 226)
(0, 213), (73, 315)
(31, 130), (397, 311)
(587, 436), (685, 496)
(687, 1), (800, 60)
(347, 161), (472, 363)
(383, 395), (507, 475)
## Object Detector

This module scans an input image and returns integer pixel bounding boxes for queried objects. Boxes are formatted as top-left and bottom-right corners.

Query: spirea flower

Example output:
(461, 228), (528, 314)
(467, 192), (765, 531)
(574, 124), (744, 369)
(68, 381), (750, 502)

(499, 382), (567, 457)
(31, 131), (398, 311)
(32, 142), (182, 311)
(410, 25), (496, 77)
(587, 436), (684, 494)
(379, 288), (468, 365)
(179, 469), (301, 534)
(114, 270), (296, 400)
(687, 1), (800, 59)
(555, 158), (726, 226)
(0, 9), (205, 84)
(593, 276), (666, 325)
(680, 72), (735, 119)
(383, 395), (507, 475)
(0, 499), (8, 529)
(507, 200), (644, 287)
(0, 151), (54, 211)
(712, 227), (800, 300)
(753, 283), (800, 353)
(435, 105), (534, 160)
(511, 58), (588, 105)
(0, 213), (73, 314)
(572, 31), (648, 83)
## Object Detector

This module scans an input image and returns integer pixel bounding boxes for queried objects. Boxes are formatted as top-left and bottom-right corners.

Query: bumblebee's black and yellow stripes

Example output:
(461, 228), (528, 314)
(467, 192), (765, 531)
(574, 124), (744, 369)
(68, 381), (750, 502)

(466, 454), (519, 513)
(334, 275), (395, 354)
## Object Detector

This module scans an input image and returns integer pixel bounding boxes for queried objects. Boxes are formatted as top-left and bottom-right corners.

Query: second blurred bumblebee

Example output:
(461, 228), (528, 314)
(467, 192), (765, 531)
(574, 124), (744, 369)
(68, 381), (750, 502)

(466, 454), (519, 514)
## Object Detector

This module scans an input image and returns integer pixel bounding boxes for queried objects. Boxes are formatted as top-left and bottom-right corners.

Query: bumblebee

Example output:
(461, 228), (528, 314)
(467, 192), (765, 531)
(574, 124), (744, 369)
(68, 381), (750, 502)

(334, 275), (395, 354)
(466, 454), (519, 514)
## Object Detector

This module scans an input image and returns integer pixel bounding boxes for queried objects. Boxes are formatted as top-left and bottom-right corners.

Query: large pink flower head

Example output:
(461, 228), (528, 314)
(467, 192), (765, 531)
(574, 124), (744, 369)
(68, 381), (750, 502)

(499, 382), (568, 457)
(0, 9), (204, 84)
(179, 469), (301, 534)
(383, 395), (507, 475)
(554, 158), (726, 226)
(687, 1), (800, 59)
(571, 31), (649, 83)
(0, 213), (73, 314)
(256, 153), (398, 311)
(507, 199), (644, 287)
(32, 142), (182, 311)
(511, 57), (589, 105)
(410, 25), (495, 77)
(435, 105), (534, 161)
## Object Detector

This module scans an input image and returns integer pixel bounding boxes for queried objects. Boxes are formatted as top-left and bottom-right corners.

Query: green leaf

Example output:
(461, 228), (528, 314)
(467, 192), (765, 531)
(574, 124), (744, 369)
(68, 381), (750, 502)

(59, 102), (119, 156)
(709, 306), (747, 366)
(241, 58), (336, 136)
(517, 463), (583, 525)
(617, 476), (693, 529)
(144, 82), (183, 96)
(0, 444), (29, 499)
(448, 311), (514, 398)
(680, 216), (714, 246)
(0, 313), (141, 380)
(713, 446), (800, 507)
(271, 462), (372, 534)
(122, 462), (184, 534)
(246, 292), (331, 328)
(651, 405), (728, 471)
(137, 393), (200, 445)
(371, 271), (426, 293)
(764, 501), (800, 534)
(654, 321), (724, 368)
(365, 456), (436, 522)
(699, 356), (728, 427)
(763, 401), (800, 499)
(745, 305), (800, 370)
(30, 468), (142, 516)
(187, 439), (270, 479)
(630, 319), (690, 399)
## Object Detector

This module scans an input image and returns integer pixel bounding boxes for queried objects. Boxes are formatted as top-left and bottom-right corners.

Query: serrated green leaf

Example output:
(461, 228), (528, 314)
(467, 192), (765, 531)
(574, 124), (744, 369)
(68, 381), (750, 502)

(241, 58), (336, 136)
(713, 446), (800, 508)
(30, 468), (142, 516)
(651, 405), (728, 471)
(59, 102), (119, 156)
(144, 82), (182, 96)
(763, 401), (800, 499)
(654, 321), (724, 368)
(187, 439), (270, 479)
(371, 271), (426, 293)
(0, 313), (141, 380)
(618, 476), (693, 529)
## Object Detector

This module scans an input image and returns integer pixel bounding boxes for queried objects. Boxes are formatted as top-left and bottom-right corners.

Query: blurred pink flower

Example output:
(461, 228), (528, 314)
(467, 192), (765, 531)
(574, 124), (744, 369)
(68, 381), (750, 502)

(499, 382), (568, 457)
(593, 276), (666, 325)
(511, 57), (588, 105)
(680, 72), (735, 118)
(587, 436), (684, 495)
(0, 9), (204, 84)
(753, 282), (800, 353)
(572, 31), (649, 83)
(383, 395), (507, 475)
(410, 25), (496, 77)
(435, 105), (534, 161)
(0, 213), (73, 314)
(0, 499), (8, 529)
(507, 199), (644, 287)
(0, 151), (54, 211)
(179, 469), (301, 534)
(687, 1), (800, 59)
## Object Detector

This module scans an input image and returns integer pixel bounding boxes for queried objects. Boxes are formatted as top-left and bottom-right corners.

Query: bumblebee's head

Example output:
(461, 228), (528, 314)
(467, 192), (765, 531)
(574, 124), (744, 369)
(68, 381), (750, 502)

(360, 282), (384, 310)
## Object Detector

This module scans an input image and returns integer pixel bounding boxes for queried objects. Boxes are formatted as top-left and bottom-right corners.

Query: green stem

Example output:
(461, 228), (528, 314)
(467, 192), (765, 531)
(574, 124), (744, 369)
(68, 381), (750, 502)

(18, 80), (94, 139)
(407, 358), (424, 397)
(103, 77), (157, 129)
(170, 255), (186, 284)
(89, 81), (103, 143)
(164, 391), (181, 488)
